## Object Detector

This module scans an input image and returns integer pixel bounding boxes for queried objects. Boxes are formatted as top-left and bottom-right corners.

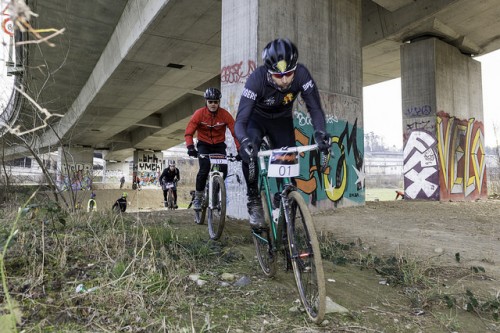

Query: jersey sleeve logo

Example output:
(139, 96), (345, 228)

(302, 80), (314, 91)
(242, 88), (257, 100)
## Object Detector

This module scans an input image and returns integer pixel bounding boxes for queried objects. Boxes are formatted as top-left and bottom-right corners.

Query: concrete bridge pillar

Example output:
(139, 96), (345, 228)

(221, 0), (364, 218)
(56, 146), (94, 191)
(401, 37), (487, 201)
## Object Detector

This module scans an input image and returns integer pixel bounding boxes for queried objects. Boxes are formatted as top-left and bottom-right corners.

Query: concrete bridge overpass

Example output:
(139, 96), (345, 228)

(3, 0), (500, 162)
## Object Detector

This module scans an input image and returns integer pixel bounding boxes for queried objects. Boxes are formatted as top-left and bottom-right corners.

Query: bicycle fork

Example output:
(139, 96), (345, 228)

(280, 187), (308, 269)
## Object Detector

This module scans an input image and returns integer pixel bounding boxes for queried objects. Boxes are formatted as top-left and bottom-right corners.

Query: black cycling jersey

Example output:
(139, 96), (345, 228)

(235, 63), (326, 143)
(160, 167), (180, 184)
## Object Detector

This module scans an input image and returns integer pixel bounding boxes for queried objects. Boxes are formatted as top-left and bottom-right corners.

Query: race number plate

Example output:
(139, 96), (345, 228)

(268, 151), (299, 178)
(209, 154), (227, 165)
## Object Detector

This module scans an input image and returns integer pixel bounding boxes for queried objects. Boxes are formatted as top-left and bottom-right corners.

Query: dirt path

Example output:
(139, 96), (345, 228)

(130, 198), (500, 332)
(314, 200), (500, 282)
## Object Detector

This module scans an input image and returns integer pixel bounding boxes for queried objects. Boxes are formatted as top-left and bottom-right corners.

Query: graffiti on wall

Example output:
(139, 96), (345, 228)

(221, 60), (256, 84)
(133, 152), (163, 189)
(403, 130), (439, 200)
(405, 105), (432, 117)
(403, 111), (487, 200)
(291, 109), (364, 206)
(405, 117), (435, 133)
(58, 163), (93, 191)
(137, 152), (162, 173)
(436, 111), (486, 200)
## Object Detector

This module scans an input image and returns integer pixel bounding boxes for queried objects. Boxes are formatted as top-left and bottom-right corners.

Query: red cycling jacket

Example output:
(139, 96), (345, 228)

(185, 106), (240, 150)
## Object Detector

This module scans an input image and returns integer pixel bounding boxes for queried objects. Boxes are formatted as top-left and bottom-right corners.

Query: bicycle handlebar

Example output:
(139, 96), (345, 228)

(257, 144), (319, 157)
(198, 153), (239, 162)
(249, 142), (332, 182)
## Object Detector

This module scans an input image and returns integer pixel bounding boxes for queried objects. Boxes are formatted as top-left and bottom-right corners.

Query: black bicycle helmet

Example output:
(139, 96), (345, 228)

(262, 38), (299, 73)
(204, 87), (222, 100)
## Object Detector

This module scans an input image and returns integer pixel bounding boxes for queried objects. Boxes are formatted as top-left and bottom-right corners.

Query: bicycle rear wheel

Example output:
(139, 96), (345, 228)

(252, 192), (277, 277)
(207, 175), (226, 240)
(286, 191), (326, 323)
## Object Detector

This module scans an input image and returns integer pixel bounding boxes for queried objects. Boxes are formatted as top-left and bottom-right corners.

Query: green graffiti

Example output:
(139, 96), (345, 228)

(292, 110), (365, 205)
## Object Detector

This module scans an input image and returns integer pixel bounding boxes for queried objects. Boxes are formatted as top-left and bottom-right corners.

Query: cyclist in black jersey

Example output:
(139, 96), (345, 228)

(159, 161), (180, 208)
(235, 38), (331, 229)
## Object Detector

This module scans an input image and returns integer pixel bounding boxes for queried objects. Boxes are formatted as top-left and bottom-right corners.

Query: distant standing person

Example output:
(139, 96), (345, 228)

(87, 191), (97, 212)
(159, 161), (180, 208)
(112, 192), (128, 213)
(120, 175), (125, 189)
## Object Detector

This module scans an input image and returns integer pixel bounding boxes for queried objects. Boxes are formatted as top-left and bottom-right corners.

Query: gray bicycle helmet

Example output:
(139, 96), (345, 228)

(262, 38), (299, 73)
(204, 87), (222, 100)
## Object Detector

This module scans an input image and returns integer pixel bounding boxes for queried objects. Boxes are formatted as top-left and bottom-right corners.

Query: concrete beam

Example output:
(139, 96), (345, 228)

(362, 0), (459, 46)
(137, 115), (162, 129)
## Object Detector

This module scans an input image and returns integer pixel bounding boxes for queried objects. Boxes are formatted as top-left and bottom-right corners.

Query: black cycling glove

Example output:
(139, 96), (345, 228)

(238, 138), (257, 164)
(314, 130), (331, 154)
(187, 145), (198, 158)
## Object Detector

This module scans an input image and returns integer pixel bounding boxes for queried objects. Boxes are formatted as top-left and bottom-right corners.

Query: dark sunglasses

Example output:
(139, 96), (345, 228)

(270, 70), (295, 79)
(207, 100), (219, 104)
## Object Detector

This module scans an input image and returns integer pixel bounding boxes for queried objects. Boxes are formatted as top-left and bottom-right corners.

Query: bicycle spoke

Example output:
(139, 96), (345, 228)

(252, 191), (277, 277)
(252, 228), (276, 277)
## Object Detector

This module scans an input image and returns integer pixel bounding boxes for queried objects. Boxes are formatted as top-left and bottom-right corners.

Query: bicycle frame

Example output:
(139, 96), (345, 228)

(251, 144), (327, 323)
(255, 144), (319, 247)
(194, 153), (237, 240)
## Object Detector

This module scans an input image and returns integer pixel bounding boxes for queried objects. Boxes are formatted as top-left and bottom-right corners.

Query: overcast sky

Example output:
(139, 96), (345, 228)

(363, 49), (500, 149)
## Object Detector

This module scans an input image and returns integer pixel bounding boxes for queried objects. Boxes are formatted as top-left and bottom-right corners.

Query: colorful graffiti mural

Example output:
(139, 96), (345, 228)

(291, 110), (364, 206)
(402, 111), (487, 201)
(133, 151), (163, 189)
(403, 130), (439, 200)
(58, 163), (93, 191)
(436, 111), (486, 200)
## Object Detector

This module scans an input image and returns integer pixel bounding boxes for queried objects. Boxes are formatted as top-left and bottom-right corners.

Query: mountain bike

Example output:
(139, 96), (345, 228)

(163, 181), (177, 210)
(251, 143), (328, 323)
(194, 153), (237, 240)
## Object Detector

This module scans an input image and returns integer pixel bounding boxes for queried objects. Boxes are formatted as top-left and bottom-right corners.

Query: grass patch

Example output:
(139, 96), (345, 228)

(319, 232), (500, 327)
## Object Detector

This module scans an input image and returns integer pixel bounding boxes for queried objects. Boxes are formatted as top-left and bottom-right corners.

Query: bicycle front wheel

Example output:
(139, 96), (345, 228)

(252, 192), (277, 277)
(167, 190), (175, 210)
(207, 175), (226, 240)
(286, 191), (326, 323)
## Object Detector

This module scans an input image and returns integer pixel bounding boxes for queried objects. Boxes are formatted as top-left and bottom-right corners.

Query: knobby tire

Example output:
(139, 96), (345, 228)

(167, 189), (175, 210)
(286, 191), (326, 323)
(207, 175), (226, 240)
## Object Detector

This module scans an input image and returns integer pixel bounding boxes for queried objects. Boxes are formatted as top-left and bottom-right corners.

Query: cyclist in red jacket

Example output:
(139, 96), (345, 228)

(185, 88), (240, 210)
